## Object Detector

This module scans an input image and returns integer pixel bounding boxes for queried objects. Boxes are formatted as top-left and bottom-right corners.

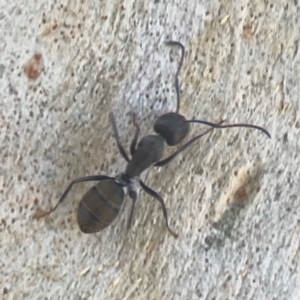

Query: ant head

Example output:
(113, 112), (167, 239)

(154, 112), (190, 146)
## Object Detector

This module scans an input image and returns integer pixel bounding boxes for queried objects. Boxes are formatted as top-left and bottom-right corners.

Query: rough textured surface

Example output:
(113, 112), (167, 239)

(1, 0), (300, 299)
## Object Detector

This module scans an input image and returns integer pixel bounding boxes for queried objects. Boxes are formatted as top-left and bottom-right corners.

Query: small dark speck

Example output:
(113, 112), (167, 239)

(283, 132), (288, 143)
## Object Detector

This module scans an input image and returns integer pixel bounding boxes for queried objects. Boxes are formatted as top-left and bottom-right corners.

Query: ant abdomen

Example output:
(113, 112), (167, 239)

(77, 179), (124, 233)
(154, 112), (190, 146)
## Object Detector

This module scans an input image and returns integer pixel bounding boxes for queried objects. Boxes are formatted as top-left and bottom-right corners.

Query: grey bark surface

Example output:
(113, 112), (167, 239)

(1, 0), (299, 299)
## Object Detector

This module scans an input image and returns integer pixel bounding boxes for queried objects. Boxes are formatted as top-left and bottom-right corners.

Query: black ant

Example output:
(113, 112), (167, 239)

(34, 41), (270, 238)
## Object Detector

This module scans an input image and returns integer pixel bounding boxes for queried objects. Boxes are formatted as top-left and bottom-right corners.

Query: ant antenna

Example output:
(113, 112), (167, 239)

(186, 119), (271, 138)
(165, 41), (185, 113)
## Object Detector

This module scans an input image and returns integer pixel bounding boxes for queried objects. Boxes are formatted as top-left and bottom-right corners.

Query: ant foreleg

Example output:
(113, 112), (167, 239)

(109, 112), (130, 162)
(154, 127), (215, 167)
(130, 113), (140, 156)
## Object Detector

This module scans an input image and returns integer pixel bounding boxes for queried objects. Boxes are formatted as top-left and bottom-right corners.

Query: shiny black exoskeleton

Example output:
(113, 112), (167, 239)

(34, 41), (270, 238)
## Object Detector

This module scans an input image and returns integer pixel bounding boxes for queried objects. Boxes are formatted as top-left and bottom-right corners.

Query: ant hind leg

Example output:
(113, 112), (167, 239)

(33, 175), (112, 218)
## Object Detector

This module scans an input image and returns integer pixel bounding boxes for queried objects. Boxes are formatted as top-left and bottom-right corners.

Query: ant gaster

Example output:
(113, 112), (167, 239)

(34, 41), (270, 238)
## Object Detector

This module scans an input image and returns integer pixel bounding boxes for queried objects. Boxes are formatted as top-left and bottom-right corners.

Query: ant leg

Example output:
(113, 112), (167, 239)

(139, 179), (178, 238)
(187, 119), (271, 138)
(154, 127), (215, 167)
(33, 175), (112, 219)
(127, 184), (137, 231)
(109, 112), (130, 162)
(130, 113), (140, 156)
(165, 41), (185, 113)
